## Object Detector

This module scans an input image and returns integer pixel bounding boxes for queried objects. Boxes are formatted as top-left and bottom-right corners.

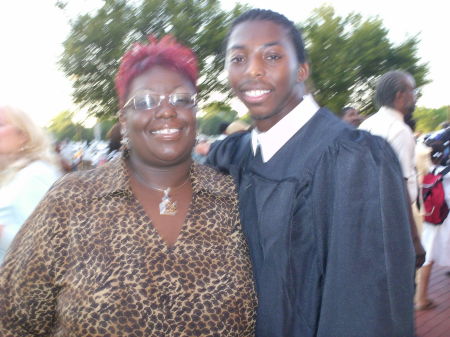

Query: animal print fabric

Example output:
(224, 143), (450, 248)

(0, 158), (257, 336)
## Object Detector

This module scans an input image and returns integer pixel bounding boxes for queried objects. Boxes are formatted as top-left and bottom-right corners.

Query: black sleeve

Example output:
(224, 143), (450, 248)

(205, 131), (251, 175)
(313, 134), (416, 337)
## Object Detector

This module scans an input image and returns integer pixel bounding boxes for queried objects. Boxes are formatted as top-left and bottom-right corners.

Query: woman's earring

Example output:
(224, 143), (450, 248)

(120, 127), (129, 151)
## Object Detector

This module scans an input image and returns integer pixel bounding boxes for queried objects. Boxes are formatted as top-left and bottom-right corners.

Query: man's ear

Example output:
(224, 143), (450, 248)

(394, 90), (405, 110)
(297, 63), (310, 82)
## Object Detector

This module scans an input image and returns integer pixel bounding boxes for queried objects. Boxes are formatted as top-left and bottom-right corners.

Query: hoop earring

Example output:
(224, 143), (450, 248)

(120, 128), (129, 151)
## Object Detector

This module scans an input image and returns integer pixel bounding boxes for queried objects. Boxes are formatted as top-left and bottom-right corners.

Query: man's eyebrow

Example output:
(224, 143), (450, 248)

(263, 41), (281, 48)
(227, 41), (281, 51)
(228, 44), (244, 50)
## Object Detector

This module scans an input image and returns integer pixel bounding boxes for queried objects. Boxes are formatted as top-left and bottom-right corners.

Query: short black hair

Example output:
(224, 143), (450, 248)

(225, 8), (307, 64)
(218, 122), (230, 134)
(340, 106), (356, 117)
(375, 70), (412, 108)
(427, 140), (445, 164)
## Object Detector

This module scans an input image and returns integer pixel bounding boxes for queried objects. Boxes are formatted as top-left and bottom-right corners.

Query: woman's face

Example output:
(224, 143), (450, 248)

(121, 65), (197, 167)
(0, 110), (27, 155)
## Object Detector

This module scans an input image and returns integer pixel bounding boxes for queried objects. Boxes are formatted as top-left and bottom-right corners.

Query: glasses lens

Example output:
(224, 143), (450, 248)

(134, 94), (160, 110)
(170, 93), (196, 108)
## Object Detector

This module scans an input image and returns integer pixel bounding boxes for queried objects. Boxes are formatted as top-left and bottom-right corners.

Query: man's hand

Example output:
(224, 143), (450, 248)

(414, 237), (426, 268)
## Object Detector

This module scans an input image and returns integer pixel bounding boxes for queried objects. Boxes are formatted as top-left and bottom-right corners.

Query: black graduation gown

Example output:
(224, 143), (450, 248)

(206, 108), (416, 337)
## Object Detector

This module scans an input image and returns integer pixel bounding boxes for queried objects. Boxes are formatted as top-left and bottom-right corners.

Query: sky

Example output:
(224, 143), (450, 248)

(0, 0), (448, 127)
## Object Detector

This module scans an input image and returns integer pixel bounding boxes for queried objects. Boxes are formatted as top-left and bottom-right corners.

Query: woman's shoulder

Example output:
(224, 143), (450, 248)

(50, 158), (126, 199)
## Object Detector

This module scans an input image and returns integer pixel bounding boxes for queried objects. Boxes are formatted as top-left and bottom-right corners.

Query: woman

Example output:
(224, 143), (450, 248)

(0, 36), (256, 336)
(0, 106), (62, 262)
(416, 141), (450, 310)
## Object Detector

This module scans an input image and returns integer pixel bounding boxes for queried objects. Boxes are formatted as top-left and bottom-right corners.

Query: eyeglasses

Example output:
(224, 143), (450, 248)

(124, 92), (197, 111)
(403, 87), (419, 97)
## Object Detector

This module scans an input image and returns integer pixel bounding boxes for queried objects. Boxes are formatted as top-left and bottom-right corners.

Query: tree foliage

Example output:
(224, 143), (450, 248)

(414, 106), (450, 133)
(60, 2), (430, 121)
(197, 101), (237, 135)
(303, 5), (429, 114)
(59, 0), (245, 119)
(47, 110), (116, 141)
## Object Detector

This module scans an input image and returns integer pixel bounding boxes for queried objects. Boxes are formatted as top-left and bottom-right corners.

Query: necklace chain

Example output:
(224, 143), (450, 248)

(132, 171), (190, 193)
(132, 171), (190, 216)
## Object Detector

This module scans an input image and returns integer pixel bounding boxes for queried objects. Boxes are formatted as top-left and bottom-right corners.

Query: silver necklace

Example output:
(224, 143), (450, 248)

(132, 171), (190, 216)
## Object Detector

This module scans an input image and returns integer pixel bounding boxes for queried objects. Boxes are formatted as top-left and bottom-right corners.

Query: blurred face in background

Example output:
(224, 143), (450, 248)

(342, 108), (362, 127)
(0, 109), (27, 155)
(402, 75), (417, 116)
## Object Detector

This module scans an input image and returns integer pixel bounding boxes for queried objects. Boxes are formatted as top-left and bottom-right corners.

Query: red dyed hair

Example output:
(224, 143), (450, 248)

(115, 35), (198, 107)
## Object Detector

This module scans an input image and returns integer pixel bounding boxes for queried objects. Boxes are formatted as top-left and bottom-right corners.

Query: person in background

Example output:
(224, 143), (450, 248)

(216, 121), (231, 141)
(207, 120), (251, 156)
(0, 35), (256, 336)
(207, 9), (416, 337)
(97, 122), (123, 166)
(359, 70), (425, 268)
(225, 119), (250, 135)
(0, 105), (62, 262)
(106, 121), (122, 161)
(54, 142), (73, 173)
(340, 106), (362, 127)
(359, 70), (419, 205)
(192, 135), (210, 164)
(415, 141), (450, 310)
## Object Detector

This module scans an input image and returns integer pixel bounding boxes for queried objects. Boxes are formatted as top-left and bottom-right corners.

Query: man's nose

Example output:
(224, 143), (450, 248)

(246, 57), (265, 78)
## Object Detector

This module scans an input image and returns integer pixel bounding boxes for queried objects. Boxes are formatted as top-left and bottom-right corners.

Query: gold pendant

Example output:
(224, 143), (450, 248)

(159, 188), (177, 215)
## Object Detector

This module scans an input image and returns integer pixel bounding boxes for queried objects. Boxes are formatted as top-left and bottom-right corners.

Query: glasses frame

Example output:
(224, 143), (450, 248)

(123, 92), (197, 112)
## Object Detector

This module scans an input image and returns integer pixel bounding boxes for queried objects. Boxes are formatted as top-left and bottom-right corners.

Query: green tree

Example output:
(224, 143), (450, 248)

(47, 110), (95, 142)
(60, 2), (430, 120)
(303, 5), (429, 114)
(197, 101), (237, 135)
(59, 0), (246, 119)
(414, 106), (450, 133)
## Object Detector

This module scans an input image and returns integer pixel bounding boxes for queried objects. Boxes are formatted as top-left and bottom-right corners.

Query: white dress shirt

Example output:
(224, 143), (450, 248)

(251, 94), (320, 162)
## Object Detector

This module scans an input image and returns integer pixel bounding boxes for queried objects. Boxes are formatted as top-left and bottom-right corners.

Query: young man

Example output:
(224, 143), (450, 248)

(207, 9), (416, 337)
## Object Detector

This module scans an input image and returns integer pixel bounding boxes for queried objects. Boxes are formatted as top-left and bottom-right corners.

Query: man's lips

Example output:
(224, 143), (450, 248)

(241, 89), (272, 103)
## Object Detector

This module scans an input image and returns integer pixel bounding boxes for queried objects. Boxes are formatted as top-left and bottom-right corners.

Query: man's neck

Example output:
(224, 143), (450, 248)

(255, 98), (303, 132)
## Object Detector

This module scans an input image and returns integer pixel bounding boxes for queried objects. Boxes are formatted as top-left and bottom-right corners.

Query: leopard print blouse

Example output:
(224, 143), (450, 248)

(0, 158), (257, 336)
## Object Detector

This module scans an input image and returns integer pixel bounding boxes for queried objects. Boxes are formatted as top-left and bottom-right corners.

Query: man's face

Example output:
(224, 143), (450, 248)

(342, 108), (362, 127)
(225, 20), (308, 132)
(402, 75), (417, 115)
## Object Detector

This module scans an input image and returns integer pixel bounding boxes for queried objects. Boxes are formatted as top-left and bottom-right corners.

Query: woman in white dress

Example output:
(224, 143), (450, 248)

(0, 106), (62, 262)
(416, 140), (450, 310)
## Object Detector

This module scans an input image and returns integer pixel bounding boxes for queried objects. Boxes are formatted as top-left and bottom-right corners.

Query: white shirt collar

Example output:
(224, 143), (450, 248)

(251, 94), (319, 162)
(378, 106), (405, 121)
